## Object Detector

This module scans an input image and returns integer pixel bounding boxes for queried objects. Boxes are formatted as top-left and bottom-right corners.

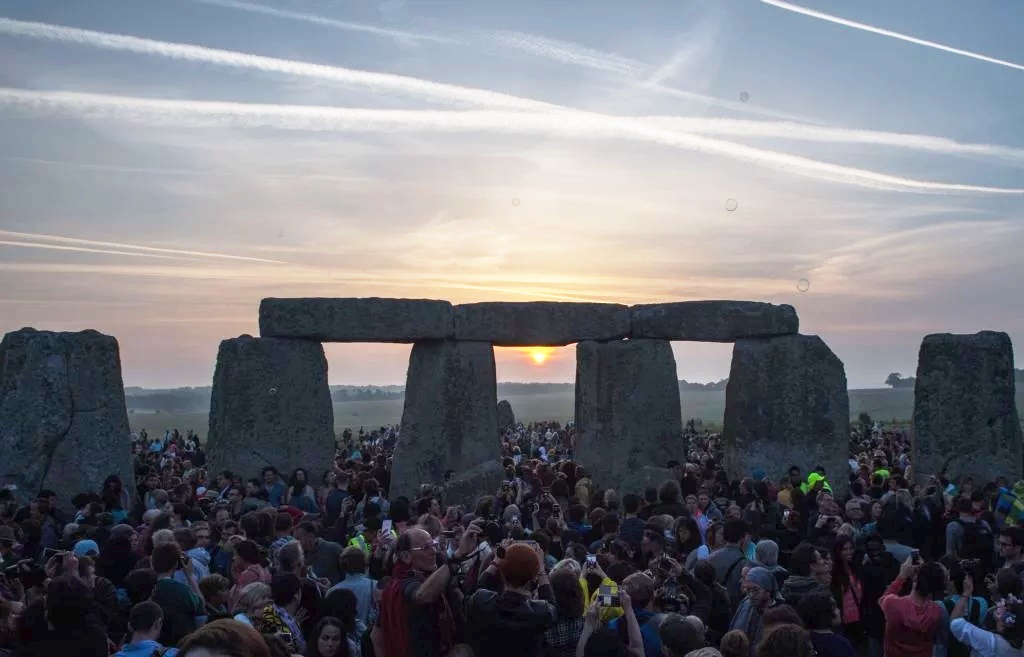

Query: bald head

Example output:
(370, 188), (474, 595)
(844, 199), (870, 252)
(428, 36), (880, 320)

(397, 528), (436, 570)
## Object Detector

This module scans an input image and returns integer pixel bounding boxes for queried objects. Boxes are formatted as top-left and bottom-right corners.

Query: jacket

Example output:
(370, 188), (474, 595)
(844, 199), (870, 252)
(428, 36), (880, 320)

(465, 588), (557, 657)
(781, 575), (827, 608)
(113, 639), (178, 657)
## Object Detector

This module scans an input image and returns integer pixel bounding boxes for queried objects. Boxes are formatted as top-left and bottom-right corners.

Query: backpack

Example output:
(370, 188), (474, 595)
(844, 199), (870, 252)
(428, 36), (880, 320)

(942, 597), (987, 657)
(953, 519), (994, 564)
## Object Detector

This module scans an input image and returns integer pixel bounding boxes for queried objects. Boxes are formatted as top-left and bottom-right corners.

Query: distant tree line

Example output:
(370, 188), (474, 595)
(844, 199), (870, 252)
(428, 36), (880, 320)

(885, 369), (1024, 389)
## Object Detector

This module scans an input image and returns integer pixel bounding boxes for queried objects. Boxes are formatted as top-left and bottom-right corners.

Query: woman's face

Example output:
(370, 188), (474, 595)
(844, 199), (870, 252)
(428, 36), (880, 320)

(840, 541), (855, 563)
(677, 526), (690, 543)
(871, 502), (882, 520)
(685, 496), (698, 513)
(295, 470), (307, 484)
(317, 624), (343, 657)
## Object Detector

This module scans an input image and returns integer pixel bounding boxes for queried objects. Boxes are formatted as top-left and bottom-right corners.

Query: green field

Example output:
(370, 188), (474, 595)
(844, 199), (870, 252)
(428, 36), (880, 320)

(126, 387), (1022, 438)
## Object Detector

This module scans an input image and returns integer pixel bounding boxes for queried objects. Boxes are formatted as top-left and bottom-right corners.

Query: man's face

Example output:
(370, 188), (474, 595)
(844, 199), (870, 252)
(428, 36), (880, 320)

(999, 535), (1021, 559)
(743, 581), (770, 608)
(698, 494), (709, 509)
(228, 488), (243, 505)
(214, 508), (230, 524)
(245, 482), (259, 497)
(194, 528), (211, 550)
(404, 529), (438, 573)
(216, 475), (228, 488)
(146, 475), (159, 490)
(295, 528), (316, 554)
(263, 471), (275, 485)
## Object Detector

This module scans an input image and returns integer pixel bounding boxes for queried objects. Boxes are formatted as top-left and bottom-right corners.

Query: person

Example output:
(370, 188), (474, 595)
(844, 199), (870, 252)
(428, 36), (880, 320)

(307, 616), (352, 657)
(252, 573), (306, 655)
(719, 629), (750, 657)
(755, 623), (812, 657)
(378, 526), (478, 657)
(658, 614), (705, 657)
(113, 601), (178, 657)
(465, 542), (556, 657)
(14, 574), (108, 657)
(545, 568), (586, 657)
(950, 573), (1024, 657)
(879, 557), (944, 657)
(796, 590), (856, 657)
(327, 547), (375, 629)
(175, 618), (271, 657)
(284, 469), (319, 513)
(942, 562), (991, 657)
(262, 467), (287, 507)
(294, 522), (344, 585)
(729, 567), (778, 652)
(1000, 527), (1024, 573)
(151, 542), (205, 647)
(231, 582), (270, 627)
(707, 519), (749, 608)
(947, 497), (994, 568)
(227, 540), (271, 611)
(607, 572), (662, 657)
(781, 542), (829, 609)
(829, 536), (864, 651)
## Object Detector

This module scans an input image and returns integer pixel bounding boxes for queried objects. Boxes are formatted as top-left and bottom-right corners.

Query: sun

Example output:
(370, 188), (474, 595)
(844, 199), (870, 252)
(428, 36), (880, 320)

(526, 347), (555, 365)
(531, 351), (548, 365)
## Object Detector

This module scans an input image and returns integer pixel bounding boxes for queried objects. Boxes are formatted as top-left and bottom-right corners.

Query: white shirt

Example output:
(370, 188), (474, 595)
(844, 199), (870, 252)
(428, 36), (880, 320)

(951, 618), (1024, 657)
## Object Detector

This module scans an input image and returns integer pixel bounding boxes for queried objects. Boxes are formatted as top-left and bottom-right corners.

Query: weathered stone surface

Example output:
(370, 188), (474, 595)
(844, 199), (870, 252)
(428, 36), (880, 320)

(259, 297), (453, 342)
(723, 334), (849, 493)
(497, 400), (516, 431)
(630, 301), (798, 342)
(619, 466), (678, 499)
(207, 336), (334, 480)
(913, 332), (1022, 484)
(391, 341), (500, 502)
(453, 302), (630, 346)
(442, 461), (504, 508)
(0, 328), (133, 507)
(574, 340), (683, 490)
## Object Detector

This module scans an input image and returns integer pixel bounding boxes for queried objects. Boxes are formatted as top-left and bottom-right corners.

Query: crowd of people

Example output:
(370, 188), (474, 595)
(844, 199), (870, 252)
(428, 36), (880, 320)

(2, 420), (1024, 657)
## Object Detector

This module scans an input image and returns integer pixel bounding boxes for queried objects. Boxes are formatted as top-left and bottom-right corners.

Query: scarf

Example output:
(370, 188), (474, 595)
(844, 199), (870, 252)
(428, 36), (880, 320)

(380, 561), (458, 656)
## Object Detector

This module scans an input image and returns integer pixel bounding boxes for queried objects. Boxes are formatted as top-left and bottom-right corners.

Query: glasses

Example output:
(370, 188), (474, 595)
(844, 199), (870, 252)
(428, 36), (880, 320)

(1000, 541), (1016, 548)
(409, 540), (440, 553)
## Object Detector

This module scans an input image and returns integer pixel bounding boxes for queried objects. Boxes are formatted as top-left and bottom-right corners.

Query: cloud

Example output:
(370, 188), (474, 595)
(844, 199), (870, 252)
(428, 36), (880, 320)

(2, 87), (1022, 195)
(189, 0), (457, 45)
(761, 0), (1024, 73)
(0, 230), (290, 264)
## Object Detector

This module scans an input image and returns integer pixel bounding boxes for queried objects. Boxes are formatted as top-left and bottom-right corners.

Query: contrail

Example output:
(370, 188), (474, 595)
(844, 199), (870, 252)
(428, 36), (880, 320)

(639, 116), (1024, 161)
(487, 31), (643, 77)
(0, 229), (290, 264)
(3, 88), (1022, 195)
(0, 239), (210, 260)
(761, 0), (1024, 72)
(189, 0), (457, 45)
(0, 18), (565, 112)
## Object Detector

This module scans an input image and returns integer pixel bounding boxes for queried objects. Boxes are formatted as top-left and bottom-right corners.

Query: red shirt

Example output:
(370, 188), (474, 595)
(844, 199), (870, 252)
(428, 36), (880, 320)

(879, 576), (942, 657)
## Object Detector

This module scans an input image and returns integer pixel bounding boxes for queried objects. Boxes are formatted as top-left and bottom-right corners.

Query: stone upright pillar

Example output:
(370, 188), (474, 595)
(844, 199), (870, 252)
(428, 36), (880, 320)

(207, 335), (334, 480)
(0, 328), (134, 508)
(392, 341), (502, 504)
(723, 334), (849, 492)
(575, 339), (683, 491)
(913, 331), (1022, 484)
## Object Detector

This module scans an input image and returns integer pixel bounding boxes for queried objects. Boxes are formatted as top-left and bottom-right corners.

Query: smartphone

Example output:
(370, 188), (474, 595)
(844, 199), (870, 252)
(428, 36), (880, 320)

(585, 554), (597, 567)
(599, 583), (620, 607)
(382, 519), (393, 535)
(783, 509), (791, 523)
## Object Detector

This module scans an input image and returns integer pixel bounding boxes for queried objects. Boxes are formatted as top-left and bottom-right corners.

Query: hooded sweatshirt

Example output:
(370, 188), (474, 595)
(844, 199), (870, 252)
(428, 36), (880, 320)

(879, 576), (941, 657)
(781, 575), (826, 608)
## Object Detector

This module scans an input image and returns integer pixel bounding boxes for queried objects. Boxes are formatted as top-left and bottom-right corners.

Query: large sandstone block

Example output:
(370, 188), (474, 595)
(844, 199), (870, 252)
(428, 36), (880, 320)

(574, 340), (683, 489)
(391, 341), (500, 502)
(453, 302), (630, 346)
(913, 332), (1022, 484)
(0, 328), (133, 507)
(630, 301), (798, 342)
(259, 297), (453, 342)
(723, 334), (849, 492)
(207, 336), (334, 480)
(497, 400), (516, 431)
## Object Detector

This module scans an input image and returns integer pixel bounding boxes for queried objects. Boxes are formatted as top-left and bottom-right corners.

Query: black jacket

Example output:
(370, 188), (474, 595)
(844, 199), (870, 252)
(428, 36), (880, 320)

(465, 586), (557, 657)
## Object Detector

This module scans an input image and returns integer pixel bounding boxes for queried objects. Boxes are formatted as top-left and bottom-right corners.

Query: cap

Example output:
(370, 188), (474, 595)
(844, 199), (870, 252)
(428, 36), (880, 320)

(73, 539), (100, 557)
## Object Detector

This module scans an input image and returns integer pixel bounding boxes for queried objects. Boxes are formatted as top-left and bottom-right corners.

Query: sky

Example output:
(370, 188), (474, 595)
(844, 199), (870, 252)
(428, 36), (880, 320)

(0, 0), (1022, 390)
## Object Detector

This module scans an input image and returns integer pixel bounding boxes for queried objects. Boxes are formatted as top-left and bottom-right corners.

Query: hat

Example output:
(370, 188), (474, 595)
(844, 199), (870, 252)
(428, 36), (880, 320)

(0, 525), (16, 543)
(752, 468), (766, 482)
(745, 566), (777, 595)
(196, 487), (207, 497)
(73, 539), (100, 557)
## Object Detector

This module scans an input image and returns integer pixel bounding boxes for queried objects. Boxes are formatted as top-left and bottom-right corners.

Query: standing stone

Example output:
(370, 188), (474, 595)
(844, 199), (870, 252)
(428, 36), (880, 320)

(723, 334), (849, 493)
(574, 340), (683, 491)
(913, 332), (1022, 484)
(0, 328), (133, 508)
(207, 336), (334, 481)
(392, 341), (501, 504)
(497, 400), (516, 431)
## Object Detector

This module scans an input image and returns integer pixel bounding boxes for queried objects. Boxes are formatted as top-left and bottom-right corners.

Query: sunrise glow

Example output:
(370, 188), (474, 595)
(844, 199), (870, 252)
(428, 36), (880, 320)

(527, 347), (555, 365)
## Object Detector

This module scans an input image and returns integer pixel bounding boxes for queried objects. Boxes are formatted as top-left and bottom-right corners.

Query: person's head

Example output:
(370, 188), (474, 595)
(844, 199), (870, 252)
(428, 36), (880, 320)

(176, 618), (271, 657)
(722, 519), (749, 547)
(289, 468), (308, 487)
(742, 567), (777, 609)
(262, 466), (279, 485)
(1001, 527), (1024, 561)
(232, 539), (263, 569)
(278, 540), (304, 576)
(128, 600), (163, 639)
(789, 542), (821, 578)
(761, 604), (802, 631)
(914, 561), (947, 600)
(832, 535), (856, 567)
(622, 572), (657, 611)
(340, 545), (367, 575)
(309, 617), (347, 657)
(956, 496), (973, 516)
(658, 480), (681, 505)
(622, 493), (641, 515)
(270, 572), (302, 609)
(396, 528), (438, 573)
(719, 629), (750, 657)
(756, 624), (811, 657)
(641, 529), (665, 556)
(199, 574), (231, 608)
(754, 540), (779, 568)
(996, 601), (1024, 648)
(658, 614), (704, 657)
(322, 588), (358, 632)
(996, 568), (1023, 599)
(45, 576), (94, 631)
(293, 521), (319, 554)
(797, 590), (838, 630)
(245, 479), (262, 497)
(550, 568), (584, 618)
(236, 582), (272, 617)
(151, 542), (183, 576)
(499, 543), (541, 589)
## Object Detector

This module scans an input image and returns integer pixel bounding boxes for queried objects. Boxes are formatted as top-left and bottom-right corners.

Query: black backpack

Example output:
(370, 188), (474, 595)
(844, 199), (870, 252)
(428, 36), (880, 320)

(953, 519), (994, 564)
